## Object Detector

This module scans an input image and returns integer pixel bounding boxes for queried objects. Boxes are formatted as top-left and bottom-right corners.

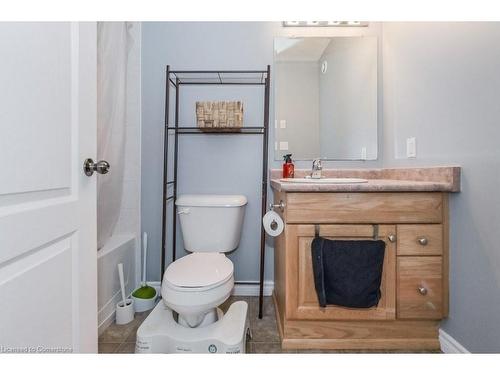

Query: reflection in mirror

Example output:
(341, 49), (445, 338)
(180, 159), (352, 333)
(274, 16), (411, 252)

(274, 37), (378, 161)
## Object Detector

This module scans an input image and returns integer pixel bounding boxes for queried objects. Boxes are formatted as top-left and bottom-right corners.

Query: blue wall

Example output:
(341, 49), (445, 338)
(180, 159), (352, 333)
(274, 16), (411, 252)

(382, 22), (500, 353)
(141, 22), (382, 283)
(141, 21), (500, 353)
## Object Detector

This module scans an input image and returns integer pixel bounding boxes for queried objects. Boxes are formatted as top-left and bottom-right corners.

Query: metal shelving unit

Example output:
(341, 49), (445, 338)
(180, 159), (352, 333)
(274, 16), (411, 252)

(161, 66), (271, 319)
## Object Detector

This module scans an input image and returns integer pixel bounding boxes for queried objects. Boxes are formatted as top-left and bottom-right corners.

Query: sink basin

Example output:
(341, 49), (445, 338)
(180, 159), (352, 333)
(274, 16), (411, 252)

(280, 177), (368, 184)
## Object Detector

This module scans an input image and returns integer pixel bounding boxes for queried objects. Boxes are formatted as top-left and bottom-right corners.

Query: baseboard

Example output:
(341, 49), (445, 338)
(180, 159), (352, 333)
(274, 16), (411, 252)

(232, 281), (274, 296)
(136, 281), (274, 297)
(97, 288), (123, 335)
(439, 329), (470, 353)
(98, 310), (115, 336)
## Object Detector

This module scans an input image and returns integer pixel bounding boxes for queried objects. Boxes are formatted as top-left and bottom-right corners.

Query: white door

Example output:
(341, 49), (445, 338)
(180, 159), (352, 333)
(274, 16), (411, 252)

(0, 22), (97, 353)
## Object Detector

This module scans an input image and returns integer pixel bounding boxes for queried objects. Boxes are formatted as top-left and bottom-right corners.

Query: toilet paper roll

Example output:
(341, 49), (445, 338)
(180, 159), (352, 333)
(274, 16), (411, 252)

(262, 210), (284, 237)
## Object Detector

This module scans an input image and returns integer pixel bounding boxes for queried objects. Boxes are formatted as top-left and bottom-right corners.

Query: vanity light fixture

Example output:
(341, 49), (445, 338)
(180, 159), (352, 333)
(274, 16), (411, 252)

(282, 21), (368, 27)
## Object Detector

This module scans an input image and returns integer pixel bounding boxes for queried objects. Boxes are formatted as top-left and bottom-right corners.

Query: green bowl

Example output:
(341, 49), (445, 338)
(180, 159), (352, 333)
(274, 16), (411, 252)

(132, 285), (157, 299)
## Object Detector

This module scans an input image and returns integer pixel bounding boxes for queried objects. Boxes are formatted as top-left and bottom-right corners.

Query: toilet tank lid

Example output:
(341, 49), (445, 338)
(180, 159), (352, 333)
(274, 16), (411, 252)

(176, 194), (247, 207)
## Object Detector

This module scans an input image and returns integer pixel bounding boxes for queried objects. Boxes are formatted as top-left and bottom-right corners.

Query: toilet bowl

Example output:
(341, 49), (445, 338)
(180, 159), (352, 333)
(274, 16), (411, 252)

(161, 194), (247, 328)
(162, 252), (234, 327)
(137, 194), (249, 352)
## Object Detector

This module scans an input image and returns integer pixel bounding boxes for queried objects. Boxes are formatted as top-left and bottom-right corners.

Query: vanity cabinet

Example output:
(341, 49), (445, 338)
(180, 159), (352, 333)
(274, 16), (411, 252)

(272, 191), (449, 351)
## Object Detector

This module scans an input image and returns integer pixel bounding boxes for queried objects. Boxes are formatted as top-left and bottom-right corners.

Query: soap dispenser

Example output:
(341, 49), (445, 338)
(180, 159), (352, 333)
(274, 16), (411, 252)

(283, 154), (295, 178)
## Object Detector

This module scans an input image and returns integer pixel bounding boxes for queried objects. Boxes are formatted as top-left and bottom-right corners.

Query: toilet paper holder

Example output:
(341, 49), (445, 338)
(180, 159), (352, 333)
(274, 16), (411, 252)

(269, 200), (285, 212)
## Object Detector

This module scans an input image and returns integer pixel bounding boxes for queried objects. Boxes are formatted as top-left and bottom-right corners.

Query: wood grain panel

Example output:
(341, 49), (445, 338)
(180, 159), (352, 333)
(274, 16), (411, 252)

(442, 193), (450, 317)
(397, 257), (443, 320)
(286, 192), (443, 224)
(282, 338), (440, 351)
(273, 191), (286, 335)
(283, 319), (440, 350)
(397, 224), (443, 256)
(287, 224), (396, 321)
(270, 185), (450, 350)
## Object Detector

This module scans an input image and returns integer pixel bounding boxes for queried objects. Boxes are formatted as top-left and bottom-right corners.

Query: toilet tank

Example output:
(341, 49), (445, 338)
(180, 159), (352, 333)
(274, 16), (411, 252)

(175, 194), (247, 253)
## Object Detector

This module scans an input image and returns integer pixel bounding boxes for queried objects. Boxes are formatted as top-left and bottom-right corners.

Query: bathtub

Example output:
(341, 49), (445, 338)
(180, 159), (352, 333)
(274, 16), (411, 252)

(97, 234), (137, 335)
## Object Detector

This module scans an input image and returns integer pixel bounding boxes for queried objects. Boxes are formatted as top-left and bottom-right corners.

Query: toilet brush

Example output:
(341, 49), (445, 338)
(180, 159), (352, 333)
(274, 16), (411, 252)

(115, 263), (134, 325)
(132, 232), (156, 299)
(118, 263), (128, 307)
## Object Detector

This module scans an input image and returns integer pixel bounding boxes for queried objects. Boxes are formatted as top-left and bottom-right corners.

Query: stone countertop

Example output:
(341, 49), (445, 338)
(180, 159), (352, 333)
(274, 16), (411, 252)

(270, 166), (461, 193)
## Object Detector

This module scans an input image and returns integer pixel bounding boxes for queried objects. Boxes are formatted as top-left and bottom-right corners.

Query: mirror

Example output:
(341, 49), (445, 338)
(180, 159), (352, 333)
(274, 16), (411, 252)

(274, 36), (378, 161)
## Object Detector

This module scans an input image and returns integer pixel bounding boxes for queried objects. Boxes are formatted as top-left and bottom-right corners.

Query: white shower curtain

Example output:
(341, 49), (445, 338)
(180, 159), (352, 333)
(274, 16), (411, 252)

(97, 22), (129, 249)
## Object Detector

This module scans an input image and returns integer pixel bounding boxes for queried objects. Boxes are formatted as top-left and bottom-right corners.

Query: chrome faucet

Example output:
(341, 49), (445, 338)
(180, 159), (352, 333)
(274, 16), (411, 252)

(311, 158), (322, 179)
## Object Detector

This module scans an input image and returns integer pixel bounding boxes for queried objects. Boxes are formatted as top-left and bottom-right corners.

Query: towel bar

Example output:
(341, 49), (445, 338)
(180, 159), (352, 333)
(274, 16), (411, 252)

(269, 200), (285, 212)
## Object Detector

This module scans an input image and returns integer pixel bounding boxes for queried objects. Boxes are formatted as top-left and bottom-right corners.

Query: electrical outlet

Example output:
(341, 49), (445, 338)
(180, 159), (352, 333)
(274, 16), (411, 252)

(280, 120), (287, 129)
(279, 141), (289, 151)
(406, 137), (416, 158)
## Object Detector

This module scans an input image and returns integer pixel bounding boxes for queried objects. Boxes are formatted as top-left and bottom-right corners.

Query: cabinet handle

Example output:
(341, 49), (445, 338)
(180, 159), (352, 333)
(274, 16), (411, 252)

(418, 286), (428, 295)
(417, 237), (428, 246)
(387, 234), (396, 243)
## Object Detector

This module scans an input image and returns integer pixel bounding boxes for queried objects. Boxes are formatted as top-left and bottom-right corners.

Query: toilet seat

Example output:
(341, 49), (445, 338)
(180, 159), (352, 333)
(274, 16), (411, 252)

(164, 252), (233, 292)
(161, 253), (235, 327)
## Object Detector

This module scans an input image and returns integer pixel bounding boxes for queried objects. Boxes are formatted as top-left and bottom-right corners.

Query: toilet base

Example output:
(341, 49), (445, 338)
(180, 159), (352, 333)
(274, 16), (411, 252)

(178, 307), (222, 328)
(135, 300), (249, 353)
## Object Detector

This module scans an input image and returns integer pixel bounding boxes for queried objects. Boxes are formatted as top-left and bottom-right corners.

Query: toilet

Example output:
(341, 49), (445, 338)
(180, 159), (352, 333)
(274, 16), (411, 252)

(136, 194), (250, 353)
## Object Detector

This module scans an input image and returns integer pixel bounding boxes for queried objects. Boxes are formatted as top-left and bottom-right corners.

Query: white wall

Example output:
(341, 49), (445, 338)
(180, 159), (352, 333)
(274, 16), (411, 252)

(382, 22), (500, 353)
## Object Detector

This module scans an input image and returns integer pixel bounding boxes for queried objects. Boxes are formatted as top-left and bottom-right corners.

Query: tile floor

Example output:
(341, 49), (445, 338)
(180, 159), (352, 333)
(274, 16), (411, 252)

(98, 296), (440, 354)
(98, 309), (151, 353)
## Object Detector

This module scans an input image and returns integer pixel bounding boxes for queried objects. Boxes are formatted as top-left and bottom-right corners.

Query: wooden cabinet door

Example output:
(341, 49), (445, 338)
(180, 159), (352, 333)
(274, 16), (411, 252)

(397, 257), (443, 319)
(286, 224), (396, 320)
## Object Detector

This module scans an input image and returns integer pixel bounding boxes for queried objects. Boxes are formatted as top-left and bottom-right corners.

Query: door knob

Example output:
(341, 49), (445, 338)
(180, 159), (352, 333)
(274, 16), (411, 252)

(417, 237), (428, 246)
(387, 234), (397, 243)
(417, 286), (428, 295)
(83, 158), (110, 176)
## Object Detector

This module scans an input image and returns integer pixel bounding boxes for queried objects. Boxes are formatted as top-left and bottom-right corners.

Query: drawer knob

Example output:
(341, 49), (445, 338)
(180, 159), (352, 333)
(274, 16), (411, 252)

(418, 286), (428, 295)
(418, 237), (428, 246)
(387, 234), (397, 243)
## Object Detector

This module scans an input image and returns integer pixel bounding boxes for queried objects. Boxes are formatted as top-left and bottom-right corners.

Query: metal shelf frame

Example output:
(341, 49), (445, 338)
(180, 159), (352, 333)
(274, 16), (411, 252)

(161, 65), (271, 319)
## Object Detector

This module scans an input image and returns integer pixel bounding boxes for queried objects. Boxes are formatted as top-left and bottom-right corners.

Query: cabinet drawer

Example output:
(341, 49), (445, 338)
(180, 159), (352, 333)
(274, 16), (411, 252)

(397, 225), (443, 256)
(397, 257), (443, 320)
(286, 192), (443, 224)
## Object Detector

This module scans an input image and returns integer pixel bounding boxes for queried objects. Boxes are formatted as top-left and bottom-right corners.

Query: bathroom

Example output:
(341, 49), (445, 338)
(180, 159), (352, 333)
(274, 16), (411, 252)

(1, 0), (500, 372)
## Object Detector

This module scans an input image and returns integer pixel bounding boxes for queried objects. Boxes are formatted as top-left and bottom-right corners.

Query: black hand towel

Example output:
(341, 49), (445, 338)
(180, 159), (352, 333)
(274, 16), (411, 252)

(311, 237), (385, 308)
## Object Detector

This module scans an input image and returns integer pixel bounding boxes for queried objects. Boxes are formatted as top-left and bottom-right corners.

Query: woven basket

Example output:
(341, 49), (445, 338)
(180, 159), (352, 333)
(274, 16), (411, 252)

(196, 101), (243, 131)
